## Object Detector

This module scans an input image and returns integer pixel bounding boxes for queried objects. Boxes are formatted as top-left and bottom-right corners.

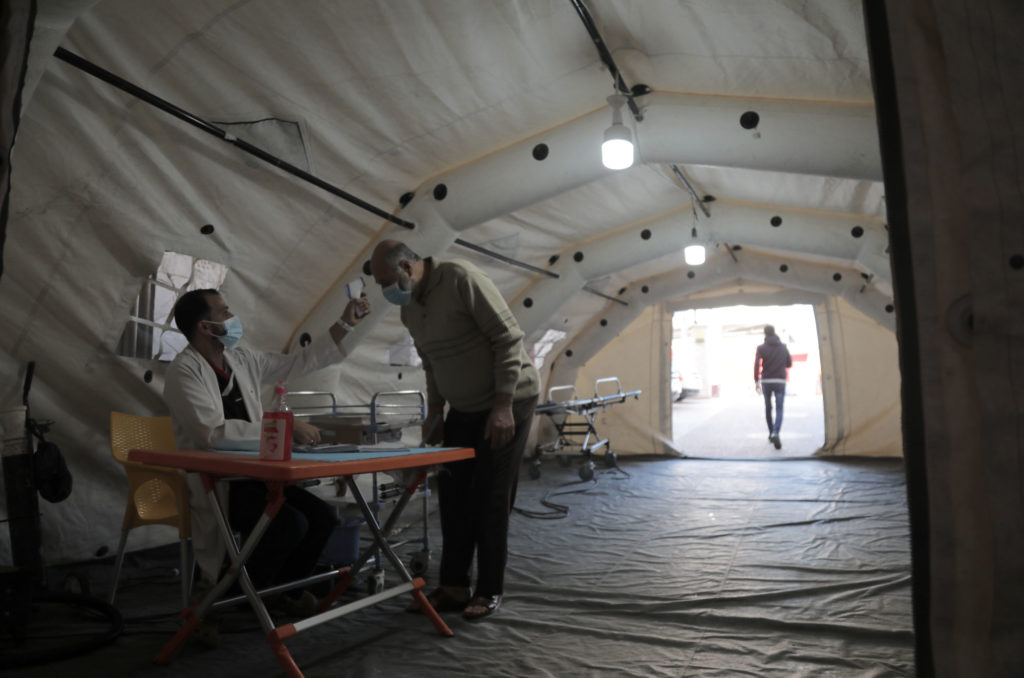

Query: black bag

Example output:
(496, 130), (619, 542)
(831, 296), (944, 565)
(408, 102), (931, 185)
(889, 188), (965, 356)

(32, 436), (72, 504)
(22, 362), (73, 503)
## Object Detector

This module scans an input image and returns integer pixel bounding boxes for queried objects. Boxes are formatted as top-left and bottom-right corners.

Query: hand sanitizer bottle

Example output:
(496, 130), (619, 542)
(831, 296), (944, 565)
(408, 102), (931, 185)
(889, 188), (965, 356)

(259, 382), (293, 461)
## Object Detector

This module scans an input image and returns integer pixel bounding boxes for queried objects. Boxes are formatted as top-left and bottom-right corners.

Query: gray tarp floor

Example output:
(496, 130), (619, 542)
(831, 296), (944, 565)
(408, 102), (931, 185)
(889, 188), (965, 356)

(4, 451), (915, 677)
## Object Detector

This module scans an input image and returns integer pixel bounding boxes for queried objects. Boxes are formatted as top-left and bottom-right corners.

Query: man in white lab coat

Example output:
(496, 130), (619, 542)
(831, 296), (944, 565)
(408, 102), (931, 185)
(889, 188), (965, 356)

(163, 288), (368, 615)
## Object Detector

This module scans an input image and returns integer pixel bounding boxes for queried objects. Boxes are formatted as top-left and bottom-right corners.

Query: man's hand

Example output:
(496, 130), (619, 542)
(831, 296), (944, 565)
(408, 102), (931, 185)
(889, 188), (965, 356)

(293, 420), (321, 445)
(341, 295), (370, 326)
(755, 382), (762, 395)
(421, 409), (444, 445)
(484, 402), (515, 449)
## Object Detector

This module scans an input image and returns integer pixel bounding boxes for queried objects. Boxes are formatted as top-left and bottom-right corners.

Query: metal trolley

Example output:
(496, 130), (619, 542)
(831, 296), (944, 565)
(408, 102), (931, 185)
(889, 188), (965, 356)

(529, 377), (642, 481)
(287, 390), (433, 592)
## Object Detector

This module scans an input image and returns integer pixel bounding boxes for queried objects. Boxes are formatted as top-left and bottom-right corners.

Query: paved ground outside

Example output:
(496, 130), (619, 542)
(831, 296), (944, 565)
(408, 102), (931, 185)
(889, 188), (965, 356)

(672, 390), (825, 459)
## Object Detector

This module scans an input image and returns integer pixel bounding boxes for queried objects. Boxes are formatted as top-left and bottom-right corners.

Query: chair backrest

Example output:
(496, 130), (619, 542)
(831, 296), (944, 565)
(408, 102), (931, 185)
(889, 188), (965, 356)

(110, 411), (176, 463)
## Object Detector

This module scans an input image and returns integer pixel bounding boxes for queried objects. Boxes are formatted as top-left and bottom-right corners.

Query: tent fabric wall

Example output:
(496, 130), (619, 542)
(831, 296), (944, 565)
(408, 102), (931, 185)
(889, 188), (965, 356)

(816, 296), (902, 457)
(568, 305), (670, 457)
(869, 0), (1024, 675)
(0, 0), (35, 280)
(550, 290), (902, 460)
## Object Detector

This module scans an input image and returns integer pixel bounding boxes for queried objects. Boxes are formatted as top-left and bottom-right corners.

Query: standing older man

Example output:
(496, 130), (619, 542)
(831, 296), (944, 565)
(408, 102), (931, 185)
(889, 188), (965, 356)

(370, 240), (539, 620)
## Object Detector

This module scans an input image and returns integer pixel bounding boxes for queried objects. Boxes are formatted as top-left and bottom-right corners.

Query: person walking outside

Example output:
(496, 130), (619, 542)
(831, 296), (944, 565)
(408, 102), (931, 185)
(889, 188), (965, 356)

(754, 324), (792, 449)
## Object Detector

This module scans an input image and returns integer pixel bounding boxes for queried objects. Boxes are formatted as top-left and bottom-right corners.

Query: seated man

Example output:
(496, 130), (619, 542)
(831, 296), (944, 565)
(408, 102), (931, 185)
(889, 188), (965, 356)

(163, 288), (369, 617)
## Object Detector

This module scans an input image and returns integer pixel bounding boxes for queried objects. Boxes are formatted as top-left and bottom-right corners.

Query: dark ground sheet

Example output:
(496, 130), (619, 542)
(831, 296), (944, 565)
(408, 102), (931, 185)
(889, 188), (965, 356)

(3, 455), (914, 677)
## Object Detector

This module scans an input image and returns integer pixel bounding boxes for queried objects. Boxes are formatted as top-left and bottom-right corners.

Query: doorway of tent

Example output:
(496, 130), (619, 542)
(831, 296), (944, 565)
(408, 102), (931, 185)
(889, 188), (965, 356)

(671, 304), (823, 458)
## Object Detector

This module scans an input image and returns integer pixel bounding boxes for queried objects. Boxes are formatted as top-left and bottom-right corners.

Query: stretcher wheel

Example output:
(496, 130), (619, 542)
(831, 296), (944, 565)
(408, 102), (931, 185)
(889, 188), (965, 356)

(557, 454), (572, 468)
(528, 462), (541, 480)
(367, 570), (386, 595)
(62, 572), (90, 596)
(579, 461), (595, 482)
(604, 451), (618, 468)
(410, 550), (430, 576)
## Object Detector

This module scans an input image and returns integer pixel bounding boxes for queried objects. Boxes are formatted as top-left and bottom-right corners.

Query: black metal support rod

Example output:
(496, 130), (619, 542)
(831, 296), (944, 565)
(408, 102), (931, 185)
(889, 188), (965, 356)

(56, 49), (565, 279)
(569, 0), (642, 121)
(53, 47), (414, 230)
(582, 285), (628, 305)
(671, 165), (712, 218)
(453, 238), (558, 278)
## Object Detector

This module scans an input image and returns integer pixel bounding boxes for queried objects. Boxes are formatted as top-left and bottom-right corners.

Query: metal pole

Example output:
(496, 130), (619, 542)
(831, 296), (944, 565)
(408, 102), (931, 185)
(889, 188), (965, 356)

(453, 238), (558, 278)
(54, 48), (562, 279)
(53, 48), (415, 230)
(671, 165), (712, 218)
(582, 285), (628, 305)
(568, 0), (643, 121)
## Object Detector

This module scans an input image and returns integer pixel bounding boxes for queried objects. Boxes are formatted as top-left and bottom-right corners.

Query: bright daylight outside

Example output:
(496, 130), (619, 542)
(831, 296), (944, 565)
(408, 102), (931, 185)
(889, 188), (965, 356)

(671, 304), (824, 458)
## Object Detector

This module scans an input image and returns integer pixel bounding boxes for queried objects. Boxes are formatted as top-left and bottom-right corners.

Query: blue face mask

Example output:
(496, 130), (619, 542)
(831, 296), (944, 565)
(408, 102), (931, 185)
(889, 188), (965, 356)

(382, 271), (413, 306)
(206, 316), (243, 348)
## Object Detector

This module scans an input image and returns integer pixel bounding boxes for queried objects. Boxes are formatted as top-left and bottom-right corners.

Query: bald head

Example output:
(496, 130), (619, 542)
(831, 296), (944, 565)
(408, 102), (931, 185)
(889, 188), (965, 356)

(370, 240), (424, 301)
(371, 240), (412, 275)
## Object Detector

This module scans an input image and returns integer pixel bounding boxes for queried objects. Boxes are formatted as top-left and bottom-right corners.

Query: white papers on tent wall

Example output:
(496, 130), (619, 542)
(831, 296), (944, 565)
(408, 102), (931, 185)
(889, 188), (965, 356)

(387, 334), (421, 367)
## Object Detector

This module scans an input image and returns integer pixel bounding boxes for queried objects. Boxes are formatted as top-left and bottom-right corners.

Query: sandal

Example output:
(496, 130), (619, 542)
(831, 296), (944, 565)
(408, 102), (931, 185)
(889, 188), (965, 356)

(462, 594), (501, 621)
(406, 586), (470, 613)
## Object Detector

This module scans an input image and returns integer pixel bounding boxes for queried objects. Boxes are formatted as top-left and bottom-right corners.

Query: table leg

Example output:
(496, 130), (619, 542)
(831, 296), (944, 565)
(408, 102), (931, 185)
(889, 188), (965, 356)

(153, 478), (289, 663)
(345, 472), (453, 637)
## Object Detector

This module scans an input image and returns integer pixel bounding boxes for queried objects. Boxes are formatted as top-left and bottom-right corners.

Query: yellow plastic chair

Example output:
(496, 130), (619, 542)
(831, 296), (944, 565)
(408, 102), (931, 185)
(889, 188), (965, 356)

(108, 411), (192, 609)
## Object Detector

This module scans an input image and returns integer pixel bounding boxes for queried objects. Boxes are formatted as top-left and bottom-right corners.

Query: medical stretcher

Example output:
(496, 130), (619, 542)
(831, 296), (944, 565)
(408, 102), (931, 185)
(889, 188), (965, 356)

(287, 390), (433, 589)
(530, 377), (641, 481)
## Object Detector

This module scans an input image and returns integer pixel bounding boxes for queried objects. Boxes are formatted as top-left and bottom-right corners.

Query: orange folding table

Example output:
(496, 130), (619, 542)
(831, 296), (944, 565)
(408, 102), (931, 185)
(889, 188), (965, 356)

(127, 445), (474, 678)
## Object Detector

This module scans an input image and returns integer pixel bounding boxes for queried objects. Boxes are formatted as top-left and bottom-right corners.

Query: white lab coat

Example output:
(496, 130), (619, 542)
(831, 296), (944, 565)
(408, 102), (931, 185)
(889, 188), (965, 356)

(163, 335), (347, 583)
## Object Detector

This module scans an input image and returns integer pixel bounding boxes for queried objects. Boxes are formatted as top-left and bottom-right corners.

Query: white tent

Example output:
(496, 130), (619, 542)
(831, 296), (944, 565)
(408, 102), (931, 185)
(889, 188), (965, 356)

(1, 1), (1021, 675)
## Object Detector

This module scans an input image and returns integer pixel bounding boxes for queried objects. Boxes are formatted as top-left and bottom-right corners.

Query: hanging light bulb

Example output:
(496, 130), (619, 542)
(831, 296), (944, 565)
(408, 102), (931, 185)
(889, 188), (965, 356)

(684, 244), (706, 266)
(601, 94), (634, 170)
(684, 226), (706, 266)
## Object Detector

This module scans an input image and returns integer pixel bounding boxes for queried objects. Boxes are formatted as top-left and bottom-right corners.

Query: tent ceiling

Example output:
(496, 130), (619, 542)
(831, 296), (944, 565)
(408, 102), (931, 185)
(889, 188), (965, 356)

(11, 0), (885, 353)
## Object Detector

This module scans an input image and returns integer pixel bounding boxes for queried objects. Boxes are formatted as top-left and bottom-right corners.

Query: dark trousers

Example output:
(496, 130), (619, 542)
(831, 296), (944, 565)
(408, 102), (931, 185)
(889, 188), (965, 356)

(437, 396), (537, 597)
(762, 382), (786, 435)
(228, 480), (337, 590)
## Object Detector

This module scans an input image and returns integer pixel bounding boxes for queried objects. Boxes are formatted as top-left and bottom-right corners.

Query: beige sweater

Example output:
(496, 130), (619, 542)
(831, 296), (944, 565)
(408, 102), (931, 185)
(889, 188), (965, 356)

(401, 258), (539, 412)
